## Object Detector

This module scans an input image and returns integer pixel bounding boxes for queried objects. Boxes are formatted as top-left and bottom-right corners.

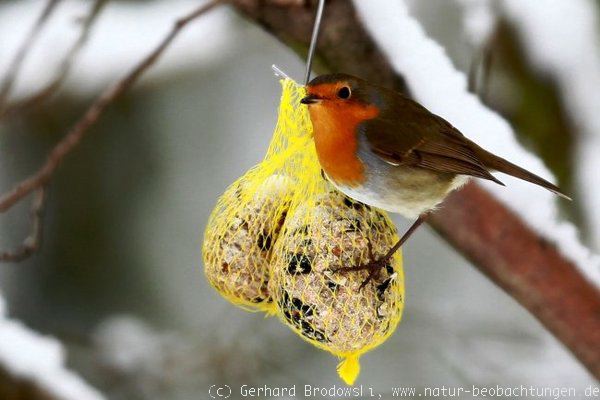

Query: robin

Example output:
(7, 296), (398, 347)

(301, 73), (570, 287)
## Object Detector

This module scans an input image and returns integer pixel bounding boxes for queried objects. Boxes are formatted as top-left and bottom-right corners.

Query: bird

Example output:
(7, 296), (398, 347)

(300, 73), (570, 287)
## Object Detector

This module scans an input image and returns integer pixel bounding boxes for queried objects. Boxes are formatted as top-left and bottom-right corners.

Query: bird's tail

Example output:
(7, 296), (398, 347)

(473, 146), (572, 200)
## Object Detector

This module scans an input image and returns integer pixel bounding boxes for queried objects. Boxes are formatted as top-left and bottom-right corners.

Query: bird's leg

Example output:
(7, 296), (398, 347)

(334, 214), (428, 290)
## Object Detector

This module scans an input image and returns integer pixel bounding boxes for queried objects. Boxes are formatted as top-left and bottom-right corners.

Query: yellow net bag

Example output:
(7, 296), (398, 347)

(203, 79), (405, 384)
(203, 173), (291, 311)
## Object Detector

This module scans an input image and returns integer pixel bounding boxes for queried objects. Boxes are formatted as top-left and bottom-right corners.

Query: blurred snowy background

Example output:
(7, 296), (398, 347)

(0, 0), (599, 399)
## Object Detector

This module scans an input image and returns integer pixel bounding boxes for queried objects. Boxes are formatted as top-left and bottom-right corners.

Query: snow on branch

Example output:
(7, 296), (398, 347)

(0, 294), (105, 400)
(499, 0), (600, 253)
(455, 0), (496, 48)
(353, 0), (600, 285)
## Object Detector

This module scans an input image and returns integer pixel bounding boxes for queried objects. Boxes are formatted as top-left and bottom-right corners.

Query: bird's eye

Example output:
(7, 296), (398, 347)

(337, 86), (351, 99)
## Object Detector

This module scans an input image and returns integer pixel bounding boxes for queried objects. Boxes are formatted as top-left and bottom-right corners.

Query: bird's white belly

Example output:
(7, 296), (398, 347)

(329, 174), (469, 219)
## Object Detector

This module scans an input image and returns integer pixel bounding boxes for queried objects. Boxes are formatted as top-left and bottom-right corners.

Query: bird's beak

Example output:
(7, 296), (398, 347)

(301, 94), (322, 105)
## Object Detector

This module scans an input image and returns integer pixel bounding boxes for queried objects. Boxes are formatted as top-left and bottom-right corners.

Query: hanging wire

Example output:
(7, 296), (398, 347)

(305, 0), (326, 85)
(271, 0), (326, 84)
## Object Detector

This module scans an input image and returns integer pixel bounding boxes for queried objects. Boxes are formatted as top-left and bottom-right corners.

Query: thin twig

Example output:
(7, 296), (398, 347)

(0, 0), (225, 260)
(0, 188), (46, 262)
(1, 0), (108, 118)
(468, 29), (497, 100)
(0, 0), (62, 112)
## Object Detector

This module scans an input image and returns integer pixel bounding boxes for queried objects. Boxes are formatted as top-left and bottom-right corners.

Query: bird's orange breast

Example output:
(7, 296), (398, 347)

(308, 101), (379, 187)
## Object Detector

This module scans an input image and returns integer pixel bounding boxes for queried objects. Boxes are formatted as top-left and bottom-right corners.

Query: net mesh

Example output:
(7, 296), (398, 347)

(203, 79), (405, 384)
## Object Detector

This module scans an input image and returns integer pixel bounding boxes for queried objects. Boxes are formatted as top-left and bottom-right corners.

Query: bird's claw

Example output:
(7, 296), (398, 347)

(332, 259), (387, 291)
(332, 240), (389, 291)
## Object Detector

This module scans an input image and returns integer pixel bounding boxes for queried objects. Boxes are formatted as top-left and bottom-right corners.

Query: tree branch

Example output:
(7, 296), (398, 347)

(0, 366), (60, 400)
(0, 0), (108, 119)
(0, 188), (46, 262)
(434, 185), (600, 377)
(231, 0), (600, 378)
(0, 0), (62, 113)
(0, 0), (225, 261)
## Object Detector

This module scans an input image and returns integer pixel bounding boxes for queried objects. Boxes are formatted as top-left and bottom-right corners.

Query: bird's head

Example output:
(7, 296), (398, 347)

(302, 73), (367, 107)
(301, 73), (380, 129)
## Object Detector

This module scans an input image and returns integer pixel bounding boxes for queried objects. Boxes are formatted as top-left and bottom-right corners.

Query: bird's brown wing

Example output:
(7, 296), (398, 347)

(363, 111), (504, 185)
